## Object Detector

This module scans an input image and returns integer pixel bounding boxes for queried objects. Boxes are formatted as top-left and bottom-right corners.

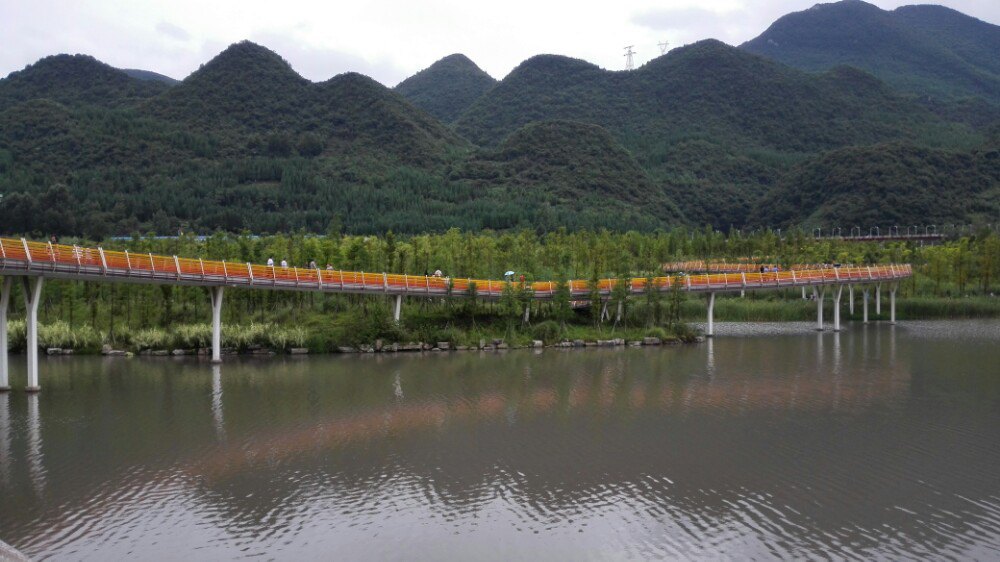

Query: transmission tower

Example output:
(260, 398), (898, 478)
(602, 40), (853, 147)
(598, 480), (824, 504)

(658, 40), (670, 55)
(624, 45), (635, 70)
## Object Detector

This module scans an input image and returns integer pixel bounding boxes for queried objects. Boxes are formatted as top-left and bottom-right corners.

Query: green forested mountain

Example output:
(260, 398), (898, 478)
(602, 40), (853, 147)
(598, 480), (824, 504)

(741, 0), (1000, 103)
(394, 54), (496, 123)
(0, 7), (996, 238)
(121, 68), (179, 85)
(0, 54), (170, 110)
(750, 139), (1000, 228)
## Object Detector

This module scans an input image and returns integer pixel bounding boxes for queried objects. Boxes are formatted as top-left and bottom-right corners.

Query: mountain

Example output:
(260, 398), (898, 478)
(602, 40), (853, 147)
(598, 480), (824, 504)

(750, 141), (1000, 228)
(394, 54), (496, 123)
(456, 40), (952, 151)
(741, 0), (1000, 102)
(453, 120), (682, 229)
(455, 39), (980, 227)
(144, 41), (464, 164)
(0, 54), (169, 110)
(121, 68), (179, 85)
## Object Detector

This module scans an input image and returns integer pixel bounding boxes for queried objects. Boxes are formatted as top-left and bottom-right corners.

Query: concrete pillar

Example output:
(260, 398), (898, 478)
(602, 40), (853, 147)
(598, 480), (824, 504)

(615, 300), (623, 324)
(21, 277), (43, 392)
(600, 299), (608, 323)
(863, 288), (869, 323)
(833, 285), (843, 332)
(210, 286), (224, 364)
(523, 304), (530, 324)
(890, 286), (897, 324)
(393, 294), (402, 323)
(706, 292), (716, 337)
(849, 285), (854, 315)
(0, 278), (11, 392)
(814, 287), (825, 331)
(801, 286), (806, 299)
(875, 283), (881, 315)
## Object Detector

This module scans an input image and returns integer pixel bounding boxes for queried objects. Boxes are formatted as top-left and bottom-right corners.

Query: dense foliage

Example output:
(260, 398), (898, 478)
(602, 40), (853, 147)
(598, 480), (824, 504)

(394, 53), (497, 123)
(741, 0), (1000, 103)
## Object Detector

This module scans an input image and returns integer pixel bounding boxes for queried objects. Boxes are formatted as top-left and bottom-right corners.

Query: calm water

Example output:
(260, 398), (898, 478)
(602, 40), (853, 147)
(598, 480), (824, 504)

(1, 320), (999, 560)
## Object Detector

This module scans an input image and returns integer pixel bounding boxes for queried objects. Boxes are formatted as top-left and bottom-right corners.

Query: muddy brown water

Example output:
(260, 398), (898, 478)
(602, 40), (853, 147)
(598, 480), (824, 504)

(1, 320), (998, 560)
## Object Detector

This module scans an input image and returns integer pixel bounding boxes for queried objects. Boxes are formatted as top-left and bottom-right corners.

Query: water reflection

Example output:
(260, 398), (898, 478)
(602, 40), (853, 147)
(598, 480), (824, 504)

(0, 321), (998, 561)
(0, 393), (10, 485)
(26, 395), (44, 496)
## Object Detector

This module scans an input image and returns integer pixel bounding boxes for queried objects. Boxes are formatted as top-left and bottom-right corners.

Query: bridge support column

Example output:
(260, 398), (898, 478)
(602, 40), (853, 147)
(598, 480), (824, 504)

(849, 285), (854, 315)
(706, 292), (716, 337)
(523, 304), (530, 324)
(210, 286), (223, 364)
(814, 287), (825, 331)
(0, 278), (11, 392)
(615, 300), (623, 324)
(863, 288), (869, 323)
(22, 277), (43, 392)
(833, 285), (843, 332)
(890, 286), (896, 324)
(802, 286), (806, 299)
(393, 294), (402, 323)
(875, 283), (882, 316)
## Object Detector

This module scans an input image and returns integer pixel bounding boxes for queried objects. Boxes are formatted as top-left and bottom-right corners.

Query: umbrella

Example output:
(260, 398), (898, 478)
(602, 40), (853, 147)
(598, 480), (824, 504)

(504, 271), (515, 277)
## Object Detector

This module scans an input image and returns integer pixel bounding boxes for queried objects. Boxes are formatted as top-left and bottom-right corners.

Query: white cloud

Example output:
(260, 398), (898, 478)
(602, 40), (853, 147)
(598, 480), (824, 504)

(0, 0), (997, 85)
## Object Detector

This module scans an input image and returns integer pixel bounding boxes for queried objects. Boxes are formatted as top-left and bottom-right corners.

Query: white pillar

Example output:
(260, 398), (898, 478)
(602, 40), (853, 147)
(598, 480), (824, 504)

(833, 285), (843, 332)
(210, 286), (224, 364)
(849, 285), (854, 315)
(706, 292), (716, 337)
(814, 287), (825, 331)
(616, 300), (623, 324)
(863, 288), (869, 323)
(890, 286), (896, 324)
(875, 283), (881, 316)
(523, 304), (530, 324)
(393, 294), (402, 323)
(22, 277), (43, 392)
(0, 278), (11, 392)
(801, 286), (806, 299)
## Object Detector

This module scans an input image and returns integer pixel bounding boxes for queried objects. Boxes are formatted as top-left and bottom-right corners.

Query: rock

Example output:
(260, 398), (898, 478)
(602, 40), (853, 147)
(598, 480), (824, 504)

(479, 339), (486, 350)
(61, 349), (74, 355)
(374, 339), (384, 351)
(585, 341), (597, 347)
(557, 341), (573, 348)
(386, 343), (400, 352)
(359, 344), (374, 353)
(614, 338), (626, 346)
(106, 350), (128, 356)
(532, 340), (544, 348)
(151, 349), (170, 356)
(139, 349), (152, 356)
(401, 343), (422, 352)
(456, 345), (469, 351)
(289, 348), (309, 355)
(171, 349), (192, 356)
(101, 344), (113, 355)
(337, 346), (358, 353)
(422, 343), (432, 351)
(496, 342), (509, 350)
(482, 345), (495, 351)
(436, 341), (451, 350)
(573, 339), (585, 347)
(251, 348), (276, 355)
(628, 340), (642, 347)
(46, 348), (62, 355)
(492, 338), (503, 346)
(642, 337), (662, 346)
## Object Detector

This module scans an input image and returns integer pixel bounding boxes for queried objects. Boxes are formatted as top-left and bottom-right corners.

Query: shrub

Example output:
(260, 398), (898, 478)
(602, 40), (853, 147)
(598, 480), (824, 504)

(531, 320), (562, 343)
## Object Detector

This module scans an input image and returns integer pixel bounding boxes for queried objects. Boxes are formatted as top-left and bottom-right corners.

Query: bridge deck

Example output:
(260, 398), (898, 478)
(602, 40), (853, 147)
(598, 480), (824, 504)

(0, 238), (910, 300)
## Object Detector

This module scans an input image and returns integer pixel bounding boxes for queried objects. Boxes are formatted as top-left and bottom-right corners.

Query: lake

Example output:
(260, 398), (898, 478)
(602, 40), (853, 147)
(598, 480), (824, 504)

(1, 320), (998, 560)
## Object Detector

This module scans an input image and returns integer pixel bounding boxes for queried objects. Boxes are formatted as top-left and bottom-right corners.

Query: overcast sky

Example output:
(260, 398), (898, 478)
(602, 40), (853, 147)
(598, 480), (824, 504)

(1, 0), (997, 86)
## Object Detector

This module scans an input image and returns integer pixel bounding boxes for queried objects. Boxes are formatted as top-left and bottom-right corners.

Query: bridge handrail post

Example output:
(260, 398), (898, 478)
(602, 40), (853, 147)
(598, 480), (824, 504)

(383, 272), (388, 292)
(318, 268), (324, 290)
(271, 265), (277, 286)
(686, 275), (691, 290)
(247, 263), (254, 285)
(402, 274), (407, 292)
(173, 256), (181, 280)
(21, 238), (32, 267)
(361, 272), (366, 291)
(867, 266), (873, 280)
(834, 268), (839, 281)
(294, 267), (300, 287)
(424, 275), (429, 294)
(199, 258), (205, 280)
(340, 270), (345, 290)
(125, 250), (132, 275)
(73, 245), (81, 270)
(148, 253), (155, 274)
(99, 247), (108, 274)
(741, 272), (747, 288)
(0, 238), (6, 260)
(47, 241), (56, 270)
(222, 260), (228, 281)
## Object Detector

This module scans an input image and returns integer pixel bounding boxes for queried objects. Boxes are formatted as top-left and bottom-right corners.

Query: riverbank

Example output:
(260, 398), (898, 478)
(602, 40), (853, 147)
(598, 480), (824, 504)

(678, 295), (1000, 322)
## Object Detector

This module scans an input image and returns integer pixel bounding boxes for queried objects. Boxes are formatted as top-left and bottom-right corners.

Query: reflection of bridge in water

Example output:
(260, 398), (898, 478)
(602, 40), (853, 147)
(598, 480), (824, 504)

(0, 237), (912, 392)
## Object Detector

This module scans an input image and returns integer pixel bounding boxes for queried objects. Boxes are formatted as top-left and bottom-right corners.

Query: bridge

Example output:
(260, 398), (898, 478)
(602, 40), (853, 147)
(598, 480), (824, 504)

(0, 237), (911, 392)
